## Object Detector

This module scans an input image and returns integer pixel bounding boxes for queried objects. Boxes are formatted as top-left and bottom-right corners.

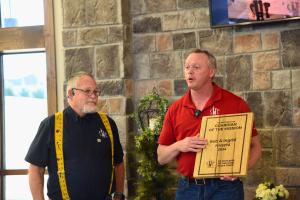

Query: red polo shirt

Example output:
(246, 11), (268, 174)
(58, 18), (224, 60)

(158, 84), (258, 178)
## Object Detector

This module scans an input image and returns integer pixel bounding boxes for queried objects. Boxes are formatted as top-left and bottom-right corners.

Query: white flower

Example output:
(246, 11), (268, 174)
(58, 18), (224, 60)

(254, 182), (289, 200)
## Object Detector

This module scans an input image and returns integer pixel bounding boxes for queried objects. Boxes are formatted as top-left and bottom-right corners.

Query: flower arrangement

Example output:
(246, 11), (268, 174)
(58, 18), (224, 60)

(254, 182), (289, 200)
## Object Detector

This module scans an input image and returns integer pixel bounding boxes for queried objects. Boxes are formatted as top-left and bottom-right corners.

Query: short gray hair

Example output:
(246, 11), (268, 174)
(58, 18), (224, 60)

(66, 71), (95, 96)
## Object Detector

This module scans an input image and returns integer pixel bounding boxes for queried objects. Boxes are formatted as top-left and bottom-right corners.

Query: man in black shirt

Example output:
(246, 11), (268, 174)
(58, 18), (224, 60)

(25, 72), (125, 200)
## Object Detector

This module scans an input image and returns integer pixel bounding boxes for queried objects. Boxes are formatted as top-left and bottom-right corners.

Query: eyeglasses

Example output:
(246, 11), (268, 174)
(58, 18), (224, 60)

(72, 88), (100, 97)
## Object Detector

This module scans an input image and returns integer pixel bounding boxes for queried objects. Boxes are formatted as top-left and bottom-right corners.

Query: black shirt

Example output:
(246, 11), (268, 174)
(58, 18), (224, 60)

(25, 107), (124, 200)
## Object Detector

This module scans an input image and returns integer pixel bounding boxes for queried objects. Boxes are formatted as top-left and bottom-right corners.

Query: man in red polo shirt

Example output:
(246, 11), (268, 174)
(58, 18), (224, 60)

(157, 49), (261, 200)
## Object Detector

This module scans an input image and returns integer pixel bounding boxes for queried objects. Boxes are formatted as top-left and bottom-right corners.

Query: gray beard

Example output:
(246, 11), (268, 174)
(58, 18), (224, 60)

(83, 104), (98, 114)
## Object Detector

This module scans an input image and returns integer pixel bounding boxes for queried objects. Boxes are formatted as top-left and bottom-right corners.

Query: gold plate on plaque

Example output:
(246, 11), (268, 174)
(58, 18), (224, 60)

(193, 112), (253, 178)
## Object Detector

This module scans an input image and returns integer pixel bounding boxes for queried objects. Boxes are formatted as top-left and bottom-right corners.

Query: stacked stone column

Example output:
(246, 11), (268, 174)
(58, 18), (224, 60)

(62, 0), (133, 196)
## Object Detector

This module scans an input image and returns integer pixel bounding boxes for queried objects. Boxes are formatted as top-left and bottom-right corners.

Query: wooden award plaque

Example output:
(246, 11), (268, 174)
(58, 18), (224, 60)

(193, 112), (253, 178)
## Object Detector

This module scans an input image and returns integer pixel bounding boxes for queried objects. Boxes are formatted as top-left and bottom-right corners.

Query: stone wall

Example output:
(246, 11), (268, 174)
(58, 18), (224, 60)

(61, 0), (133, 195)
(61, 0), (300, 199)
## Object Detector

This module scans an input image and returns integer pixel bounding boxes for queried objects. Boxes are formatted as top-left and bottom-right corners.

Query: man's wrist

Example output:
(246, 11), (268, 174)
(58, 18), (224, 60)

(113, 192), (125, 200)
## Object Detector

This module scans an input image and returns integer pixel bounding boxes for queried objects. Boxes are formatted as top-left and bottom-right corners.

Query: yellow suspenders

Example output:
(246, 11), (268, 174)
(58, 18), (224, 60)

(54, 112), (69, 199)
(54, 112), (115, 200)
(99, 112), (115, 194)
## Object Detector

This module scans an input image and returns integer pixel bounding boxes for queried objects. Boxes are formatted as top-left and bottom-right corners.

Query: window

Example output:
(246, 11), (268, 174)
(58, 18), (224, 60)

(0, 0), (44, 28)
(3, 52), (48, 170)
(5, 175), (48, 200)
(0, 0), (56, 199)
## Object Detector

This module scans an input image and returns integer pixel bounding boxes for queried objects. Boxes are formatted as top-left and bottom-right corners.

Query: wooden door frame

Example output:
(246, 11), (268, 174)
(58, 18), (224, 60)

(0, 0), (56, 198)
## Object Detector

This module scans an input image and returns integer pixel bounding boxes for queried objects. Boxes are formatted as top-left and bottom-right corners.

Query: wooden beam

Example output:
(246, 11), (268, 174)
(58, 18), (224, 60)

(44, 0), (58, 115)
(0, 26), (44, 51)
(0, 169), (28, 175)
(0, 169), (49, 175)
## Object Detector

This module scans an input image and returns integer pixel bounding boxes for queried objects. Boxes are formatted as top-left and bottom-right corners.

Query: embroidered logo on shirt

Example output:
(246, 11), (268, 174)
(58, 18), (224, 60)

(210, 106), (220, 115)
(99, 129), (108, 138)
(97, 129), (108, 143)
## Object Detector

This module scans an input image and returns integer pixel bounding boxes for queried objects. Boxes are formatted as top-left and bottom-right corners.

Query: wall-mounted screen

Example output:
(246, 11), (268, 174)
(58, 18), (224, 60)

(210, 0), (300, 27)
